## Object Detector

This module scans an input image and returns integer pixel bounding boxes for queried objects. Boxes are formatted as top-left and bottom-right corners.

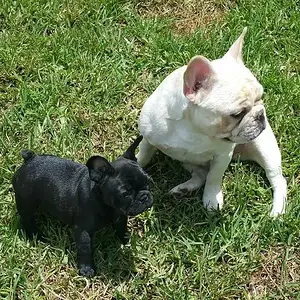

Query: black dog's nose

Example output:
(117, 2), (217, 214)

(139, 191), (150, 203)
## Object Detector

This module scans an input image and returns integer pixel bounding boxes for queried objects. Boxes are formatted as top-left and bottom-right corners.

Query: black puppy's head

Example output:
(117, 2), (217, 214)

(86, 136), (153, 216)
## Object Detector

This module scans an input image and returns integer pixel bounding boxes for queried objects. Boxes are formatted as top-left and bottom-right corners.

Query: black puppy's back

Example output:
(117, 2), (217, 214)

(13, 152), (91, 224)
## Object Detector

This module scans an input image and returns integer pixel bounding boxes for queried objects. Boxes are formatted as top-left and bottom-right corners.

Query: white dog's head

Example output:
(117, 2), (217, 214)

(183, 28), (266, 144)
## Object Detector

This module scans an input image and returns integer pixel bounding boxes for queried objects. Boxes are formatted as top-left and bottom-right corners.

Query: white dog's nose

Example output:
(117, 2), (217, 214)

(257, 110), (265, 123)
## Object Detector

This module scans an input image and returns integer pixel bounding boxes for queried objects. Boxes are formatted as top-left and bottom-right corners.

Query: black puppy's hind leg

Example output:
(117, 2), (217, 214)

(113, 215), (130, 245)
(74, 226), (95, 277)
(15, 195), (43, 241)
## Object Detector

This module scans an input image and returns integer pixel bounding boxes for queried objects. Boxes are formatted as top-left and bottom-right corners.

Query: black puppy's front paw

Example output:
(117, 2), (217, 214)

(119, 231), (130, 245)
(79, 264), (95, 278)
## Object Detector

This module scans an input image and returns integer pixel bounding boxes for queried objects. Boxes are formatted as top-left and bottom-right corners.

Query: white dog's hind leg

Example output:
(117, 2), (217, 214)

(234, 120), (287, 216)
(136, 138), (157, 167)
(169, 163), (208, 196)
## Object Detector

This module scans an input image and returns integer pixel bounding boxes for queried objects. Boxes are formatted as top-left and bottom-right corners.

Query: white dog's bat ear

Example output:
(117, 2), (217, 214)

(224, 27), (247, 63)
(183, 55), (215, 102)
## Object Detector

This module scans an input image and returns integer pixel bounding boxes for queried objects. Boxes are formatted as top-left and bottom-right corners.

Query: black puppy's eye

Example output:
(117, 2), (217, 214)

(123, 187), (133, 197)
(230, 109), (247, 119)
(125, 186), (133, 193)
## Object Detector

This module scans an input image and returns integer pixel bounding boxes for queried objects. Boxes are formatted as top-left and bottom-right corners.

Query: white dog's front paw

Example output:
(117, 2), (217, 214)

(270, 202), (286, 217)
(202, 188), (224, 212)
(269, 177), (287, 217)
(270, 210), (283, 218)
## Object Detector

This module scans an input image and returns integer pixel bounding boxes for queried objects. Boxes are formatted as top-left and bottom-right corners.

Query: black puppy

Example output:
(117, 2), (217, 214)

(12, 136), (152, 277)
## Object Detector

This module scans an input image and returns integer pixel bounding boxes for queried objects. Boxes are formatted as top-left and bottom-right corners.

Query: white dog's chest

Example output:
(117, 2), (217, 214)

(145, 121), (234, 165)
(156, 143), (214, 165)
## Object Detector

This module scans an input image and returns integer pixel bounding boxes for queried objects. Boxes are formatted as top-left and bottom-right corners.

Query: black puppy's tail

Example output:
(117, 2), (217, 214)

(122, 135), (143, 161)
(21, 150), (35, 162)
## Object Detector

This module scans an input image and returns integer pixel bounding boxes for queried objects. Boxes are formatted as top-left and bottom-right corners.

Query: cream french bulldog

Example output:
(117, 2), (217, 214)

(137, 28), (287, 216)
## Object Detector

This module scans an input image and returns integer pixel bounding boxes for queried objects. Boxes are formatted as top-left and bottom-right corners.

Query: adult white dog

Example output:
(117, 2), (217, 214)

(137, 28), (286, 216)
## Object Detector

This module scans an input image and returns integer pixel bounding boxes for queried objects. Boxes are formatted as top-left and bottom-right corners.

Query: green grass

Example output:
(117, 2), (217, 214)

(0, 0), (299, 298)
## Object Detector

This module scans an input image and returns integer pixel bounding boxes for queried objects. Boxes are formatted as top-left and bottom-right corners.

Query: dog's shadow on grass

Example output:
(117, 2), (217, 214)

(10, 212), (136, 283)
(144, 153), (225, 232)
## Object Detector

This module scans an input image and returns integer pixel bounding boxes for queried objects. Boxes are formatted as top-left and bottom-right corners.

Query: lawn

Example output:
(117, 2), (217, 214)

(0, 0), (299, 299)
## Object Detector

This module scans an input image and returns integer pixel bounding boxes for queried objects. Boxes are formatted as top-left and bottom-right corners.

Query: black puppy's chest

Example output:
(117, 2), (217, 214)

(78, 197), (117, 231)
(94, 204), (114, 228)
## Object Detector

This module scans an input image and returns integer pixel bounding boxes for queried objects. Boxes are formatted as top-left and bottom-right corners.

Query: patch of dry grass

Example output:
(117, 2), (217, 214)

(133, 0), (234, 34)
(247, 246), (300, 299)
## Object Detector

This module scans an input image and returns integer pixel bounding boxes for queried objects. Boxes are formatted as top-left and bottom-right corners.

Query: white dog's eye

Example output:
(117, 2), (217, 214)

(230, 109), (247, 119)
(255, 98), (263, 105)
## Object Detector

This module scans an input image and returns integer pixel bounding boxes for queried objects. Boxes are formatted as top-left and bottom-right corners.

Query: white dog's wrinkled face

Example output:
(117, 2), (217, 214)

(183, 28), (266, 144)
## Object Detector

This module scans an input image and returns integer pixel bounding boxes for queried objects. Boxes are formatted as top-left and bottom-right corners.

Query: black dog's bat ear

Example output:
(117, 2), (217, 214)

(86, 156), (115, 183)
(122, 135), (143, 161)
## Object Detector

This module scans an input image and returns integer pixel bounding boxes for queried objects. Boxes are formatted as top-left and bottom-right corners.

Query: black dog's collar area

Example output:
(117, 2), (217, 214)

(128, 203), (153, 217)
(110, 200), (152, 217)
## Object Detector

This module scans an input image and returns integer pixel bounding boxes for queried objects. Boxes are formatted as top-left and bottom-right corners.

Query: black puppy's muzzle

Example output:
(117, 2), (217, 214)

(127, 190), (153, 216)
(138, 191), (153, 206)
